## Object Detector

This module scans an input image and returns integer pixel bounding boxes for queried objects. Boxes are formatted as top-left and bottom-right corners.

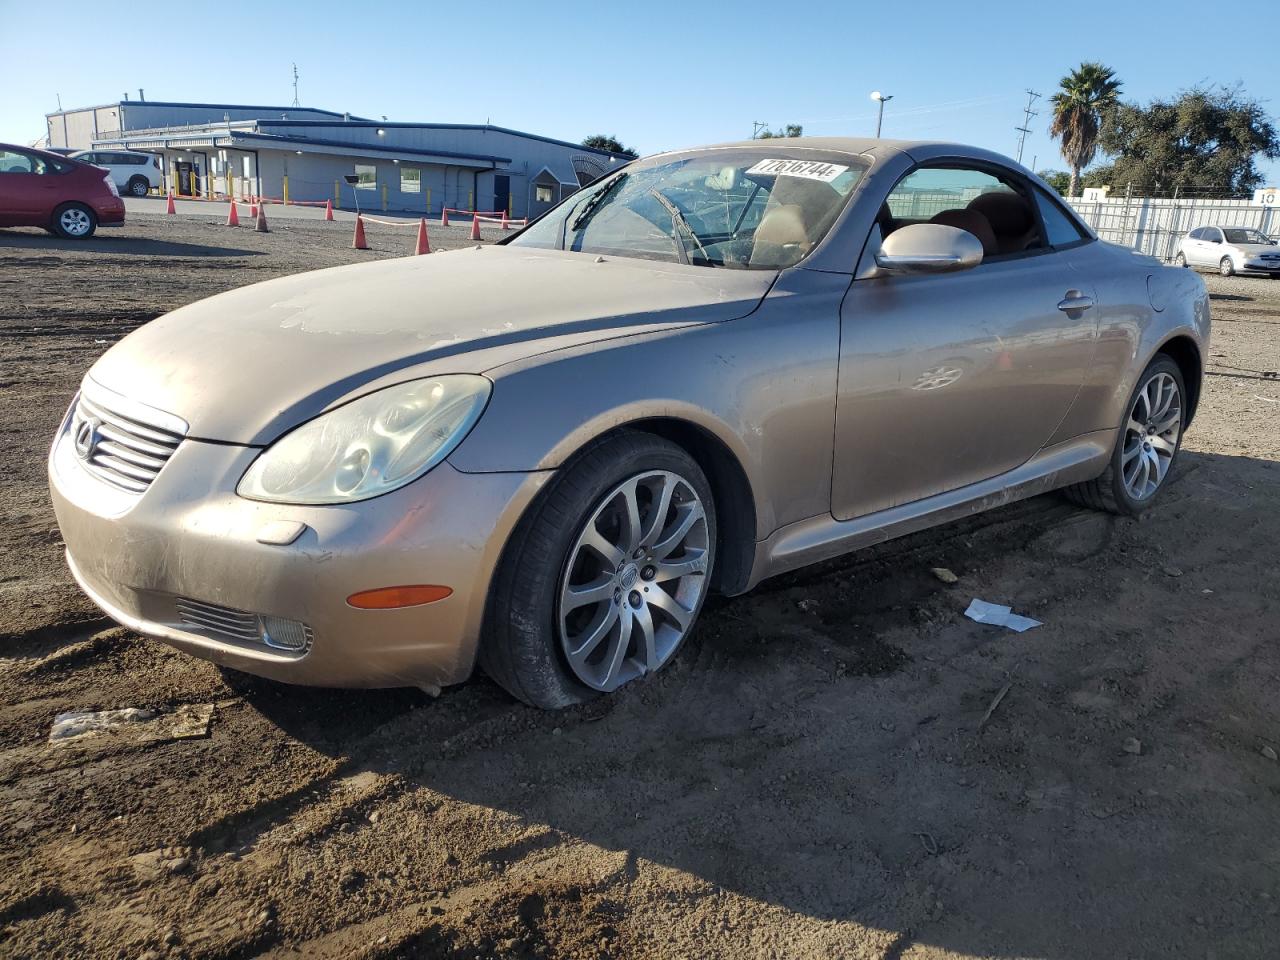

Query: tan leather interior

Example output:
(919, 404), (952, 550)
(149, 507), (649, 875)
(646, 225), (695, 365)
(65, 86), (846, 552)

(928, 208), (998, 256)
(966, 191), (1037, 254)
(752, 204), (812, 262)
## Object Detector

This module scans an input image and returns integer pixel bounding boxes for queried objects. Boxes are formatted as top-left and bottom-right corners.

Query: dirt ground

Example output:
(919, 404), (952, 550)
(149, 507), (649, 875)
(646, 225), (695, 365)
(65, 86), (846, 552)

(1, 214), (1278, 960)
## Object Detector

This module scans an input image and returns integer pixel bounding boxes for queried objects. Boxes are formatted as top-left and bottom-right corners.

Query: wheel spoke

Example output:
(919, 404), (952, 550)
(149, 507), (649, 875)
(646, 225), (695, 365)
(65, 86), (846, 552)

(654, 549), (708, 583)
(647, 587), (692, 630)
(562, 575), (615, 612)
(1148, 447), (1167, 485)
(1153, 409), (1181, 436)
(652, 503), (702, 560)
(1121, 441), (1142, 465)
(619, 481), (643, 553)
(1149, 434), (1176, 455)
(632, 603), (658, 671)
(580, 525), (624, 569)
(639, 475), (676, 549)
(602, 609), (633, 687)
(568, 604), (619, 661)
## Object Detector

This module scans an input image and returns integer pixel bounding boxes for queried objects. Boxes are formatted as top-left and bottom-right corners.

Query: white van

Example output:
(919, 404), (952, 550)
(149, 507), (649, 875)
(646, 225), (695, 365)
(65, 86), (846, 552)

(70, 149), (163, 197)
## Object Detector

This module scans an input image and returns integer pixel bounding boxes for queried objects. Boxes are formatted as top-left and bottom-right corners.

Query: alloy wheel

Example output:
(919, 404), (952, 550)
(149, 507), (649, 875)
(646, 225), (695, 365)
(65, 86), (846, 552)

(130, 178), (149, 196)
(1121, 371), (1181, 501)
(558, 470), (709, 692)
(59, 208), (92, 237)
(1173, 253), (1186, 267)
(1220, 257), (1234, 277)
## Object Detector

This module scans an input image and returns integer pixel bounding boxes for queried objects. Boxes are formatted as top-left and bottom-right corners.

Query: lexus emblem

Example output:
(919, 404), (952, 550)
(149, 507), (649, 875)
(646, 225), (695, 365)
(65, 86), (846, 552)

(74, 416), (101, 461)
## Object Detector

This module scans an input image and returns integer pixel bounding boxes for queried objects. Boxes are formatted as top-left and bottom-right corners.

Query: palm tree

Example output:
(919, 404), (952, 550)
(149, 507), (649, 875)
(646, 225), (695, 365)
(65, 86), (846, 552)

(1049, 63), (1122, 198)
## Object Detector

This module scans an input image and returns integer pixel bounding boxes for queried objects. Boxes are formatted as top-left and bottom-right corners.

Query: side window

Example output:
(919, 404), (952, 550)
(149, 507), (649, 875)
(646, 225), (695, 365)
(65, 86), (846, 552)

(1032, 187), (1088, 247)
(1205, 228), (1223, 243)
(885, 166), (1041, 258)
(0, 150), (43, 174)
(1188, 228), (1204, 240)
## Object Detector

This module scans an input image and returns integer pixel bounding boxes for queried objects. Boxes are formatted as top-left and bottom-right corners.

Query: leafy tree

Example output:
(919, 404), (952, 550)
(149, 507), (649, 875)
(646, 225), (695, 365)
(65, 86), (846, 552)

(1096, 86), (1279, 196)
(757, 124), (804, 139)
(581, 135), (638, 158)
(1037, 170), (1072, 195)
(1049, 62), (1122, 198)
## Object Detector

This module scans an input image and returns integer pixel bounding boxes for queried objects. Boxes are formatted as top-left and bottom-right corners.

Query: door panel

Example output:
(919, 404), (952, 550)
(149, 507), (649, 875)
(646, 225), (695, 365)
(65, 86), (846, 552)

(833, 252), (1098, 520)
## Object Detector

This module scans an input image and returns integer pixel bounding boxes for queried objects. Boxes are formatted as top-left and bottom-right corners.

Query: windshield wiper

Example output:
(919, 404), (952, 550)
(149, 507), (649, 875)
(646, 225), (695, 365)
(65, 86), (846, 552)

(648, 188), (716, 267)
(570, 173), (628, 233)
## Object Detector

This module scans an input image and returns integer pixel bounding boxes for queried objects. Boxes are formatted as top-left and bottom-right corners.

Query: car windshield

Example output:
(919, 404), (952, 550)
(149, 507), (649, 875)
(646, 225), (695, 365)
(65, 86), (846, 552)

(511, 149), (868, 269)
(1223, 228), (1275, 245)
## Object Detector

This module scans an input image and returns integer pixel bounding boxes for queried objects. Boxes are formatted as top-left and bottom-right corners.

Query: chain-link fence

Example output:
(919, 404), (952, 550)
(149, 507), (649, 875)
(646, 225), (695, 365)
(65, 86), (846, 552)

(1066, 193), (1280, 263)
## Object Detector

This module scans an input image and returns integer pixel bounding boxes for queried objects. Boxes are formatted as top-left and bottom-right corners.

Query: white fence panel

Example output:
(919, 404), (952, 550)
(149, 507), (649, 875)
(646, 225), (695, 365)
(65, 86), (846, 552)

(1065, 197), (1280, 262)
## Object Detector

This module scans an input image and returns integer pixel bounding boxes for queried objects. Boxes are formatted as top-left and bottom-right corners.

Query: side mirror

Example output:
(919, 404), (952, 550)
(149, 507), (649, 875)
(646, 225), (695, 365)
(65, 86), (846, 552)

(874, 223), (983, 276)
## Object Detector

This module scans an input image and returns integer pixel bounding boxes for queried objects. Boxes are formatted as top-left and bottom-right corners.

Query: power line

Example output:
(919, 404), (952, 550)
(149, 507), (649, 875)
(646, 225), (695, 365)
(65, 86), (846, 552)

(751, 121), (770, 140)
(1015, 89), (1040, 165)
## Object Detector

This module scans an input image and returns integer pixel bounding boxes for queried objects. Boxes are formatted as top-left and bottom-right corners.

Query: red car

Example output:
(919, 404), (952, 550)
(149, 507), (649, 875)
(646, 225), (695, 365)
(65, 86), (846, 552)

(0, 143), (126, 238)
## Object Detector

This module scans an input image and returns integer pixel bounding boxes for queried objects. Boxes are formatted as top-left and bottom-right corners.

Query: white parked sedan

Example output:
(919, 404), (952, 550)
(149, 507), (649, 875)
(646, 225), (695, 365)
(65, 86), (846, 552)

(70, 149), (163, 197)
(1174, 225), (1280, 277)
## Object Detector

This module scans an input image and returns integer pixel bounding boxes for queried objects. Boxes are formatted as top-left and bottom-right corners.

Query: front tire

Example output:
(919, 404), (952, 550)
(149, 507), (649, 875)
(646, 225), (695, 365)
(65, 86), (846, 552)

(1064, 355), (1185, 516)
(1220, 256), (1235, 277)
(1173, 252), (1186, 267)
(52, 203), (97, 239)
(127, 176), (150, 197)
(480, 431), (716, 709)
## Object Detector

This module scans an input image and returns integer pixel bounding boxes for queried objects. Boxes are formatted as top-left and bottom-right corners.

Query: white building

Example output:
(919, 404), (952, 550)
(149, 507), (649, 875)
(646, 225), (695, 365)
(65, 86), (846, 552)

(46, 99), (628, 219)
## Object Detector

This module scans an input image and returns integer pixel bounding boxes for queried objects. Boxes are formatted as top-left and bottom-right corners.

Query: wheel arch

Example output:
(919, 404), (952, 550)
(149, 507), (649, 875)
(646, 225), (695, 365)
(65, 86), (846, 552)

(1154, 334), (1202, 428)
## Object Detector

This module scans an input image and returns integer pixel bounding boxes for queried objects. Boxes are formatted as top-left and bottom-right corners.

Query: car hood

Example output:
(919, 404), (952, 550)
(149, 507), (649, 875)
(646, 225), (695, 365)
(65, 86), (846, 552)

(1232, 243), (1280, 256)
(87, 246), (775, 445)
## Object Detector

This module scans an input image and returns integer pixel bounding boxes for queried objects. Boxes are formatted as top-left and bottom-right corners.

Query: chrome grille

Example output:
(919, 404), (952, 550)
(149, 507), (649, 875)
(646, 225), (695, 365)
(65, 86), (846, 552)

(70, 388), (186, 493)
(175, 597), (313, 654)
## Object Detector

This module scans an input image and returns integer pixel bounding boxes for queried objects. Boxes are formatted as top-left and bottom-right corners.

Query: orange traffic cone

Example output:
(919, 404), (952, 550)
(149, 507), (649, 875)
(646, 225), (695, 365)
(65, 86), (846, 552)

(165, 192), (176, 215)
(324, 199), (334, 221)
(249, 202), (258, 219)
(470, 215), (482, 241)
(441, 207), (449, 227)
(255, 203), (269, 233)
(415, 218), (431, 255)
(501, 210), (509, 230)
(352, 215), (369, 250)
(226, 201), (240, 227)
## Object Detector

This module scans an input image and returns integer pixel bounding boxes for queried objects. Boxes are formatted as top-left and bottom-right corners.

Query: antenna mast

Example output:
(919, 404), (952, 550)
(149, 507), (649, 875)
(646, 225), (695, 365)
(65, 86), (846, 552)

(291, 63), (300, 108)
(751, 121), (770, 140)
(1015, 88), (1040, 165)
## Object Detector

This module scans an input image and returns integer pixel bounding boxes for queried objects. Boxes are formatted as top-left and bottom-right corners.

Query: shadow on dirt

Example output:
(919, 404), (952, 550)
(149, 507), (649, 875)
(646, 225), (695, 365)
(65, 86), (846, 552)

(0, 229), (264, 258)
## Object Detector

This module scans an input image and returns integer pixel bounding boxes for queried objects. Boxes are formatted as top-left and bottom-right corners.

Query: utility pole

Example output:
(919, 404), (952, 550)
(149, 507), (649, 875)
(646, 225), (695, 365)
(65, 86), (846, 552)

(751, 121), (770, 140)
(291, 63), (300, 108)
(1015, 88), (1040, 165)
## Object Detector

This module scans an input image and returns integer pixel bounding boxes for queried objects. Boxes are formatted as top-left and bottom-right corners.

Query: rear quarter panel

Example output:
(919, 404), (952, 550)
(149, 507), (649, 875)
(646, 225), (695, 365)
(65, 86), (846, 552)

(1049, 241), (1208, 443)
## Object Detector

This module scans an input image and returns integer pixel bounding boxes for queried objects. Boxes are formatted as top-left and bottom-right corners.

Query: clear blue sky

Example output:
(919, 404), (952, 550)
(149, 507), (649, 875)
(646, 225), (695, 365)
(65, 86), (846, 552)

(2, 0), (1276, 184)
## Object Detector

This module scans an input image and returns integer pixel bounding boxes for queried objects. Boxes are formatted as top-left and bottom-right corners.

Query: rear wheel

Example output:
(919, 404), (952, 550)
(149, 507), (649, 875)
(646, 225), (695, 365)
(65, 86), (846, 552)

(1173, 252), (1186, 267)
(52, 203), (96, 239)
(1064, 355), (1185, 516)
(1220, 256), (1235, 277)
(127, 175), (149, 197)
(481, 431), (716, 709)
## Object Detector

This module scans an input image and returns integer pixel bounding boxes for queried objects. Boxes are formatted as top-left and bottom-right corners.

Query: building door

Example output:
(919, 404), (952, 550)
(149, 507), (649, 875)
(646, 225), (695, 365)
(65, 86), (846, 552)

(493, 175), (510, 215)
(175, 161), (194, 196)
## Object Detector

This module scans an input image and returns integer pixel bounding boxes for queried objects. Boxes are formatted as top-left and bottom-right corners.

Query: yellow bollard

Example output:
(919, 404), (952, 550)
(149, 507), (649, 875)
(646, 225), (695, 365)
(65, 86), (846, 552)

(282, 175), (290, 205)
(188, 170), (196, 197)
(334, 180), (341, 209)
(426, 187), (431, 214)
(381, 184), (388, 212)
(468, 190), (474, 212)
(508, 192), (513, 215)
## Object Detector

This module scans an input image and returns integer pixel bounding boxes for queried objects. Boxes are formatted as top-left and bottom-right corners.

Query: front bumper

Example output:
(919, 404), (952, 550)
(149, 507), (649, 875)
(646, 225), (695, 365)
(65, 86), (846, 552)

(49, 424), (548, 689)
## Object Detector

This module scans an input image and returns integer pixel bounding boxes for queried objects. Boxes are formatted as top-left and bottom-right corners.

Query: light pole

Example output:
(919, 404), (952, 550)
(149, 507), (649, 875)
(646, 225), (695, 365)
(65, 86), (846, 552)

(870, 91), (893, 137)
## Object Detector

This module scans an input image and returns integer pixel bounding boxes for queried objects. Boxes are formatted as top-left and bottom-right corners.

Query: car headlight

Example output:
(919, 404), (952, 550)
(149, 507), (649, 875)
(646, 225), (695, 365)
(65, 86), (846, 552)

(237, 375), (490, 504)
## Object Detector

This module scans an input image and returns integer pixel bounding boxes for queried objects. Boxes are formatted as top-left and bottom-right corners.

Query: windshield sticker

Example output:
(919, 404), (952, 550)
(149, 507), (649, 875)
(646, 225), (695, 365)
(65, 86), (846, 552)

(746, 159), (850, 183)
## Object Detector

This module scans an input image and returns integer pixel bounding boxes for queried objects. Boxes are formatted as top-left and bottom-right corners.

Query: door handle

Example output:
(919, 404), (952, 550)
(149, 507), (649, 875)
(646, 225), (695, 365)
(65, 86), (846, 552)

(1057, 292), (1094, 312)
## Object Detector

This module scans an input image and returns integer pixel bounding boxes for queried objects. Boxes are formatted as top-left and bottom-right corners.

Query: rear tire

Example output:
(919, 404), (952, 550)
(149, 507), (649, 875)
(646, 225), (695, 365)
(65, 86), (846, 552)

(1064, 355), (1185, 516)
(127, 176), (149, 197)
(1219, 256), (1235, 277)
(480, 431), (716, 709)
(51, 203), (97, 239)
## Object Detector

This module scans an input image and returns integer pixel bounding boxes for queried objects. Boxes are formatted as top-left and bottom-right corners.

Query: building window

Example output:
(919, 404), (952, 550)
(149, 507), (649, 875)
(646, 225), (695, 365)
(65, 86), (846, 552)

(355, 164), (376, 190)
(535, 184), (555, 203)
(401, 167), (421, 193)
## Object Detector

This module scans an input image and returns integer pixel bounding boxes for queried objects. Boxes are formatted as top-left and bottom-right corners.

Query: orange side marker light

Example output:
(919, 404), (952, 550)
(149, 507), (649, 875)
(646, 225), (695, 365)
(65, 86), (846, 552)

(347, 585), (453, 609)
